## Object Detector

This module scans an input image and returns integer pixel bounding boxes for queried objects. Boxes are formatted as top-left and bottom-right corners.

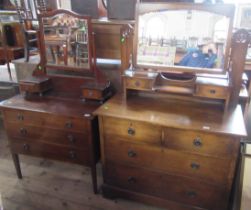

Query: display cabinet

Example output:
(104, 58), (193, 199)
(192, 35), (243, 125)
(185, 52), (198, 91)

(0, 9), (112, 193)
(95, 2), (250, 209)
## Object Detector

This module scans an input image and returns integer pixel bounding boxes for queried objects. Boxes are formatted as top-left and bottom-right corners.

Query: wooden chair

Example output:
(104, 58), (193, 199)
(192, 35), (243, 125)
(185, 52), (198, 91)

(14, 0), (47, 62)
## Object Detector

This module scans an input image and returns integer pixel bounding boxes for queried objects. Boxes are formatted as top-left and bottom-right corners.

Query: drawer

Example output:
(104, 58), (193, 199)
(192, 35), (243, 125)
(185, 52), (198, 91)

(104, 139), (235, 185)
(125, 77), (155, 90)
(9, 139), (90, 165)
(2, 109), (88, 132)
(104, 163), (228, 210)
(5, 122), (89, 148)
(195, 85), (229, 99)
(164, 128), (239, 158)
(82, 89), (103, 100)
(103, 117), (162, 145)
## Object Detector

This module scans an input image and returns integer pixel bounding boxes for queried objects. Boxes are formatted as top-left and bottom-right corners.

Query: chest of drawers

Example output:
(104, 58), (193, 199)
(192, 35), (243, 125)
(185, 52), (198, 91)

(0, 95), (100, 193)
(95, 94), (246, 210)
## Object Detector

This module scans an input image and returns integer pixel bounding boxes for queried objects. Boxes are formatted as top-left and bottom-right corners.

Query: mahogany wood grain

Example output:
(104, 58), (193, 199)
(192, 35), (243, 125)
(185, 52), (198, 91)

(104, 162), (228, 210)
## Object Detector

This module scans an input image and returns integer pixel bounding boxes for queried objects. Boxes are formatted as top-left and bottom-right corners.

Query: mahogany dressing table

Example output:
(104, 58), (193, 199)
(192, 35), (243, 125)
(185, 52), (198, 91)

(95, 2), (250, 209)
(0, 9), (112, 194)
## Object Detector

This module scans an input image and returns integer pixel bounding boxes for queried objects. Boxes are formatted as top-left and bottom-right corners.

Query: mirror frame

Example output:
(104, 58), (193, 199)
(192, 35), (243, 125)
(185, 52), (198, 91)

(38, 9), (94, 73)
(133, 2), (235, 74)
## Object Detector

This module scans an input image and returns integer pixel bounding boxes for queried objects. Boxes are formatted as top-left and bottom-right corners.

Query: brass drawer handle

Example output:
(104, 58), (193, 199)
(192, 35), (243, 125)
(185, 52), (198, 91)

(210, 89), (216, 94)
(186, 191), (197, 198)
(17, 114), (24, 121)
(135, 81), (141, 87)
(69, 150), (76, 159)
(65, 121), (73, 129)
(191, 162), (200, 170)
(20, 128), (27, 135)
(193, 138), (202, 147)
(23, 144), (29, 151)
(128, 150), (136, 158)
(67, 134), (75, 143)
(128, 127), (135, 136)
(127, 176), (136, 184)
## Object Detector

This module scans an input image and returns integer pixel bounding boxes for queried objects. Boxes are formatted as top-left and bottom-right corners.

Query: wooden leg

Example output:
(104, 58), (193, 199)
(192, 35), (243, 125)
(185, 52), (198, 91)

(90, 165), (98, 194)
(11, 153), (22, 179)
(24, 33), (30, 62)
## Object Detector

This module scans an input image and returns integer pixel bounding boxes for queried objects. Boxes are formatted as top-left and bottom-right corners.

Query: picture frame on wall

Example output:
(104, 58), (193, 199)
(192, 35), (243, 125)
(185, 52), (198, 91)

(236, 4), (251, 29)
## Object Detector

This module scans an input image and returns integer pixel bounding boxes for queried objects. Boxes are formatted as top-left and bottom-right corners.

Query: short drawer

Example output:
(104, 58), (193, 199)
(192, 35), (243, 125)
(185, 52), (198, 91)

(82, 89), (103, 100)
(195, 85), (229, 99)
(164, 128), (239, 158)
(103, 117), (162, 145)
(125, 77), (155, 90)
(5, 122), (89, 148)
(9, 139), (90, 165)
(104, 163), (228, 210)
(104, 139), (236, 186)
(2, 109), (88, 132)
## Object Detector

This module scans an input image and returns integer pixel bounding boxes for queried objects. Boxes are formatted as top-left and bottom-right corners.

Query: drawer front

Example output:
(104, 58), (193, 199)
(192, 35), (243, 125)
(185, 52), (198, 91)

(195, 85), (229, 99)
(82, 89), (102, 100)
(104, 163), (228, 210)
(125, 77), (154, 90)
(103, 117), (162, 145)
(3, 110), (88, 132)
(164, 128), (239, 158)
(5, 122), (89, 148)
(9, 139), (90, 165)
(104, 139), (234, 185)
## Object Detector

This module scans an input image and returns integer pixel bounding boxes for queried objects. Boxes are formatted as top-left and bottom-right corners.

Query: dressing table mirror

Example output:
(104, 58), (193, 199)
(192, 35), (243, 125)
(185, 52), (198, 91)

(124, 2), (249, 110)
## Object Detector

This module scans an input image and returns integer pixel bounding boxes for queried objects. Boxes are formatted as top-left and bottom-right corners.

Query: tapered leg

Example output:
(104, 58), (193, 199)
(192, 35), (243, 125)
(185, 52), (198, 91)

(90, 165), (98, 194)
(11, 153), (22, 179)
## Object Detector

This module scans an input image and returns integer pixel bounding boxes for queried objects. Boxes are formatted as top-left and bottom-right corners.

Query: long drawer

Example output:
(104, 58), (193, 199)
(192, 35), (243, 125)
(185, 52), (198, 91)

(5, 122), (89, 148)
(9, 139), (90, 165)
(164, 127), (239, 158)
(104, 162), (228, 210)
(3, 109), (88, 132)
(104, 139), (236, 186)
(103, 117), (162, 145)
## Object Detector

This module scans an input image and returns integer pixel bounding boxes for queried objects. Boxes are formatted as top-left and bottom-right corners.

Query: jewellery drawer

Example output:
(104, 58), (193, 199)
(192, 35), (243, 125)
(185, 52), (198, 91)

(104, 139), (235, 185)
(9, 140), (90, 165)
(195, 85), (229, 99)
(104, 163), (228, 210)
(164, 128), (239, 158)
(103, 117), (162, 145)
(2, 109), (88, 132)
(124, 76), (155, 90)
(5, 122), (89, 148)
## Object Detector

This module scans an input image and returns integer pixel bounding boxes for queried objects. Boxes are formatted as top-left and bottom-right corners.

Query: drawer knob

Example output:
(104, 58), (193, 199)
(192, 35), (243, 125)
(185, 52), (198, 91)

(186, 191), (197, 198)
(191, 162), (200, 170)
(128, 128), (135, 136)
(69, 151), (76, 159)
(20, 128), (27, 135)
(127, 176), (136, 184)
(210, 89), (216, 94)
(67, 134), (75, 143)
(23, 144), (29, 151)
(193, 138), (202, 147)
(128, 150), (136, 158)
(65, 121), (73, 129)
(17, 114), (24, 121)
(88, 91), (93, 96)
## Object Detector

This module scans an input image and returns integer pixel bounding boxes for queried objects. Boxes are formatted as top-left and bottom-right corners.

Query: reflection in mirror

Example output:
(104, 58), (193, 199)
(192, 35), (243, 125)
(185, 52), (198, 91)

(42, 13), (90, 69)
(137, 10), (230, 70)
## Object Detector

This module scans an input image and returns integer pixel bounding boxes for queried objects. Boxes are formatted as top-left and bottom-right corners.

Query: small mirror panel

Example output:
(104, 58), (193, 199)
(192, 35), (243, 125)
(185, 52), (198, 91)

(41, 11), (91, 70)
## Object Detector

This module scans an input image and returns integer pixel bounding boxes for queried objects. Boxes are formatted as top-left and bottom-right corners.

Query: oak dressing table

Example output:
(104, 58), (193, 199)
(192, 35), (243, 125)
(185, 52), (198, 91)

(95, 2), (250, 209)
(0, 9), (112, 193)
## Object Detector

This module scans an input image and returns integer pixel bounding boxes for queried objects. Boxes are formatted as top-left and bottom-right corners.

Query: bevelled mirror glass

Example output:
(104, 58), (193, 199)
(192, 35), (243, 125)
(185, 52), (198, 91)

(40, 10), (92, 72)
(134, 3), (235, 74)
